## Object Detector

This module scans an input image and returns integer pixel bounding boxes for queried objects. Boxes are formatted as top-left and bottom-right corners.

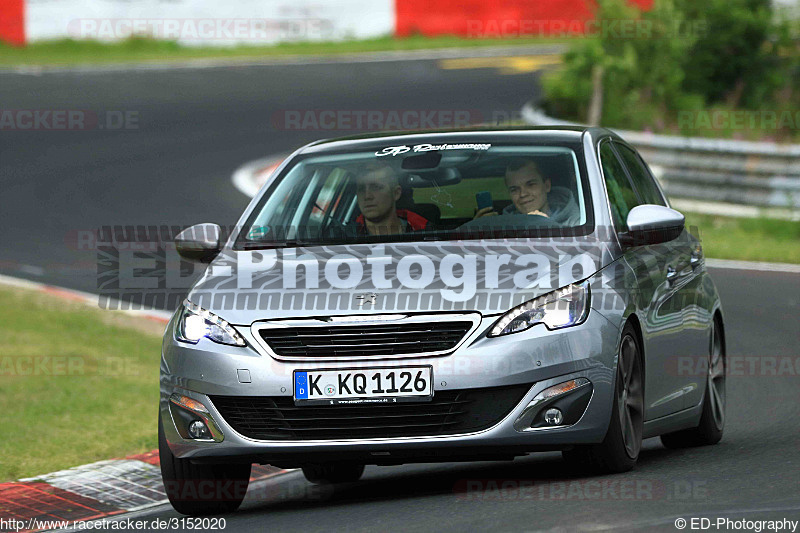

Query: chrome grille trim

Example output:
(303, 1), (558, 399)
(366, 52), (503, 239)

(249, 313), (482, 361)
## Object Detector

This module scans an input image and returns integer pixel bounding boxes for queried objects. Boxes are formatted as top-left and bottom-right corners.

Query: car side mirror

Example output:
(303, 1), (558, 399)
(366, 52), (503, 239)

(619, 205), (685, 247)
(175, 223), (222, 263)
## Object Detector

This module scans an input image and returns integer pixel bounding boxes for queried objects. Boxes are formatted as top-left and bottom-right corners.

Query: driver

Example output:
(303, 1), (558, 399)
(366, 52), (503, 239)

(355, 163), (430, 235)
(474, 158), (580, 226)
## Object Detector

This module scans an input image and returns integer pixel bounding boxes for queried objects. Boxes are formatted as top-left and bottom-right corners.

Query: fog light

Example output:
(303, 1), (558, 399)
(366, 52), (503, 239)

(544, 408), (563, 426)
(188, 420), (210, 439)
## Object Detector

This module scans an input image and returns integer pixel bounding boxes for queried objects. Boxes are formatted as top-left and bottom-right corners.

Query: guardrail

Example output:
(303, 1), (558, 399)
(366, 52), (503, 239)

(521, 104), (800, 212)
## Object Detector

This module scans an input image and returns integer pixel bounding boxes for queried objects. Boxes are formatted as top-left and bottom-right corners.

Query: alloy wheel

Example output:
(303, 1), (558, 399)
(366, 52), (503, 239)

(708, 322), (726, 431)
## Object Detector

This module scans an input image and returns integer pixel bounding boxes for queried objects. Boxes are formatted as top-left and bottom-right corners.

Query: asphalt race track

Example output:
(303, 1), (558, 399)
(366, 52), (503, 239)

(1, 54), (537, 295)
(2, 55), (799, 532)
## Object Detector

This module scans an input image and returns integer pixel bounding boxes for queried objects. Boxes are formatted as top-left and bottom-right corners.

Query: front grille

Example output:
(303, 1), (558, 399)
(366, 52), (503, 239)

(210, 384), (531, 440)
(258, 321), (474, 358)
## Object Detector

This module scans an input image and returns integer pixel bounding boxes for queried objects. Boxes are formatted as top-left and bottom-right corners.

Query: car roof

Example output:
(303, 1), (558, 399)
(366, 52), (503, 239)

(297, 125), (618, 154)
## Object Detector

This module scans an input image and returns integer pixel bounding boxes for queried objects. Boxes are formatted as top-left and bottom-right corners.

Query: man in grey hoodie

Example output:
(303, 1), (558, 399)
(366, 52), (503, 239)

(474, 158), (582, 227)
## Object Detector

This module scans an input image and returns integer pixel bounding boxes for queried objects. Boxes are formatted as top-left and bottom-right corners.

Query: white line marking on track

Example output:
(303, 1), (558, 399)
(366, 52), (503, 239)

(0, 273), (173, 322)
(706, 258), (800, 274)
(18, 263), (45, 276)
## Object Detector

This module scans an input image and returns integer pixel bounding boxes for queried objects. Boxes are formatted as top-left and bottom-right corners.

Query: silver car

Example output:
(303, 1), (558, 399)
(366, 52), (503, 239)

(159, 127), (725, 515)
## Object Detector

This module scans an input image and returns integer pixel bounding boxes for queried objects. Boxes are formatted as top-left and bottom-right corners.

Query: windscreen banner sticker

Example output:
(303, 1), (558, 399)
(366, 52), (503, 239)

(375, 143), (492, 156)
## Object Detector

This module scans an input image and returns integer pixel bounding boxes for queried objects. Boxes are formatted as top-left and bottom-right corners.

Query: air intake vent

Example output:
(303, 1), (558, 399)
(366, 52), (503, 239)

(210, 384), (531, 441)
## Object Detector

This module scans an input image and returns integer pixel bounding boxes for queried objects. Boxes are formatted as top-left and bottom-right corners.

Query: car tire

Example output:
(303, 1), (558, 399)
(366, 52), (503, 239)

(562, 323), (644, 474)
(158, 412), (251, 515)
(661, 316), (725, 449)
(301, 463), (365, 484)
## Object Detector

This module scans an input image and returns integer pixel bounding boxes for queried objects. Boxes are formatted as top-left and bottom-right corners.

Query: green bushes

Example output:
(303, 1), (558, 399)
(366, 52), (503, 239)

(542, 0), (799, 140)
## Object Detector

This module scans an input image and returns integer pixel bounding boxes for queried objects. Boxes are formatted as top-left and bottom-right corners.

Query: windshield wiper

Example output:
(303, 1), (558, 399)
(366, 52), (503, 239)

(240, 240), (305, 250)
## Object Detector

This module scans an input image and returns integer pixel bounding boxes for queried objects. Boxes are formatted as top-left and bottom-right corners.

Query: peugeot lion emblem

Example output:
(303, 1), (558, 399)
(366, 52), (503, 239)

(355, 293), (378, 306)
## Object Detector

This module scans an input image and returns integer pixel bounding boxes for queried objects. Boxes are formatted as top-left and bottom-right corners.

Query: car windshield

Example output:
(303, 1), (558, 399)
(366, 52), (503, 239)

(237, 143), (591, 248)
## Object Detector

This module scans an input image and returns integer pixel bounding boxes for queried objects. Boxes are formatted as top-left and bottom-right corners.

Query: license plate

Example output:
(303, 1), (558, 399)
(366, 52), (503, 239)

(293, 366), (433, 406)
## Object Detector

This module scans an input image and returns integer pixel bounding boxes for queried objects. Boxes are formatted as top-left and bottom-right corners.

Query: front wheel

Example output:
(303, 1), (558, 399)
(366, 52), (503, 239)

(301, 463), (365, 484)
(562, 323), (644, 473)
(159, 412), (251, 515)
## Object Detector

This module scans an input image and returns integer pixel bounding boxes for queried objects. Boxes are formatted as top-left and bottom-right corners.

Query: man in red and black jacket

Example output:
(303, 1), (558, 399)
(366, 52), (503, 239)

(355, 163), (430, 236)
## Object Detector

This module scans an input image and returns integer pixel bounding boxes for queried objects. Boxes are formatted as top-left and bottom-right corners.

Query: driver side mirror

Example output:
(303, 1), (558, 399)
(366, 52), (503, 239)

(175, 223), (222, 263)
(619, 205), (685, 247)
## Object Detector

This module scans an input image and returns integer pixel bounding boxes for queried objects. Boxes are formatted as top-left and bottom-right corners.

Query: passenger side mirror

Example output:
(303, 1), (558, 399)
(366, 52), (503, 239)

(619, 205), (685, 247)
(175, 223), (222, 263)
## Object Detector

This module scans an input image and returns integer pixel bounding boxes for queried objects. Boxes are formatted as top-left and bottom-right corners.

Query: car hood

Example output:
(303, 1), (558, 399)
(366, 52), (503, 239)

(187, 239), (614, 324)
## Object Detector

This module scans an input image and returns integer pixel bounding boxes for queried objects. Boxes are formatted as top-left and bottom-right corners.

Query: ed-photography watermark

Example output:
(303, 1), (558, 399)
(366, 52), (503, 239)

(0, 109), (139, 131)
(674, 517), (798, 532)
(87, 224), (703, 313)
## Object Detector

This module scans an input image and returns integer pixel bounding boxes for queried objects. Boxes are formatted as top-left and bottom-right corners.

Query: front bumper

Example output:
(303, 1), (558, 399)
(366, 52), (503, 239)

(160, 310), (620, 463)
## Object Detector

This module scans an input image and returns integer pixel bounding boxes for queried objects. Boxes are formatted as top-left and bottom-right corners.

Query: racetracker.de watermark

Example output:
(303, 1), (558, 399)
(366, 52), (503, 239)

(271, 109), (484, 131)
(454, 478), (709, 501)
(677, 110), (800, 131)
(0, 110), (138, 131)
(162, 478), (328, 503)
(464, 18), (707, 39)
(0, 356), (140, 377)
(668, 355), (800, 378)
(1, 517), (227, 531)
(68, 18), (337, 41)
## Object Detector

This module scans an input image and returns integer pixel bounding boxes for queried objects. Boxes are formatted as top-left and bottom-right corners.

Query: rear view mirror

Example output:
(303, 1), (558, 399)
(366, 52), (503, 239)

(619, 205), (685, 247)
(405, 167), (461, 187)
(175, 223), (222, 263)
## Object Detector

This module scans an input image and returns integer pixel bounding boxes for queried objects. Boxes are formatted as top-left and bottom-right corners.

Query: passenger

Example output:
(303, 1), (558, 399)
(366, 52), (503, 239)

(355, 163), (430, 235)
(474, 158), (581, 226)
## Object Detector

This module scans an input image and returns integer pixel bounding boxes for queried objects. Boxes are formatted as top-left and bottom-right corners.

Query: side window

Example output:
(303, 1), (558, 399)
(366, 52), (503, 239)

(614, 143), (667, 206)
(599, 141), (640, 230)
(310, 168), (349, 225)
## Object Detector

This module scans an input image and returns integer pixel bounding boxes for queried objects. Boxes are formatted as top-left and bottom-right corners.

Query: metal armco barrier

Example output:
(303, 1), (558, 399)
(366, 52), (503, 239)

(521, 104), (800, 210)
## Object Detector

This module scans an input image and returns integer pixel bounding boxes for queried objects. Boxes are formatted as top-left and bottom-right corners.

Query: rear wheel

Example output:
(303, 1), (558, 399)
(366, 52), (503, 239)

(159, 412), (251, 515)
(301, 463), (365, 484)
(562, 323), (644, 473)
(661, 316), (725, 448)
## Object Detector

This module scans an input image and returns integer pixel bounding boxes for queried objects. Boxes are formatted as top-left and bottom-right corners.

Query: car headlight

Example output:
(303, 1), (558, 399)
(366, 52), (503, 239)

(175, 299), (246, 347)
(489, 282), (590, 337)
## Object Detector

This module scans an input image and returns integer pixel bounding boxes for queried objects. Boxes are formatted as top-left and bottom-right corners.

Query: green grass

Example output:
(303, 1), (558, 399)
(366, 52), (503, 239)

(0, 286), (164, 481)
(0, 35), (574, 67)
(685, 213), (800, 264)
